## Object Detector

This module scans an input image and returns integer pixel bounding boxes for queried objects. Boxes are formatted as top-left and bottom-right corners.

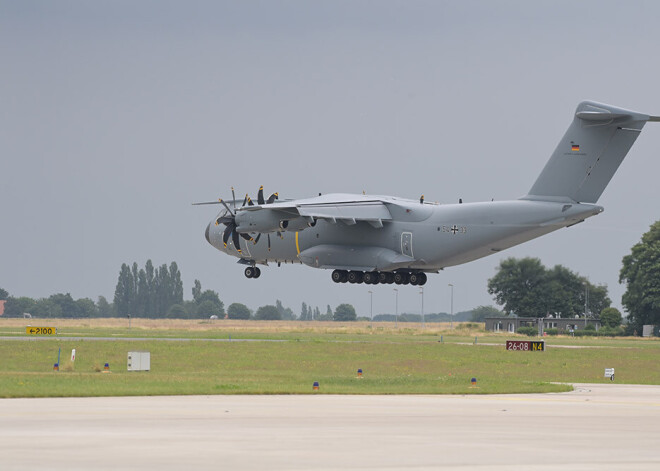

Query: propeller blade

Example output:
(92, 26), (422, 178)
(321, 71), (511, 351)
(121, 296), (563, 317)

(240, 232), (253, 242)
(253, 233), (261, 245)
(258, 186), (265, 205)
(222, 224), (233, 248)
(215, 216), (233, 226)
(232, 230), (242, 254)
(231, 187), (236, 211)
(267, 192), (278, 204)
(268, 233), (271, 251)
(242, 194), (248, 207)
(219, 199), (234, 216)
(247, 196), (254, 206)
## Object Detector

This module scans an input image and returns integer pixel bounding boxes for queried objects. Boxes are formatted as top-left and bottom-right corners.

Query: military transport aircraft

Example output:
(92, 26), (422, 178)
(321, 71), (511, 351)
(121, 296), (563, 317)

(196, 101), (658, 286)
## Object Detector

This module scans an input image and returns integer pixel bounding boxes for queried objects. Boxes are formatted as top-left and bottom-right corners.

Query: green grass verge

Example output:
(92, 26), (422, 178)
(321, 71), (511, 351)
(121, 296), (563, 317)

(1, 331), (658, 397)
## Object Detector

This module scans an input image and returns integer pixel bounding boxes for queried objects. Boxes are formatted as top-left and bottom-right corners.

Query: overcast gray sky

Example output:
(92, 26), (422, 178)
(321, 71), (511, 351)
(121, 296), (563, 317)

(2, 1), (660, 318)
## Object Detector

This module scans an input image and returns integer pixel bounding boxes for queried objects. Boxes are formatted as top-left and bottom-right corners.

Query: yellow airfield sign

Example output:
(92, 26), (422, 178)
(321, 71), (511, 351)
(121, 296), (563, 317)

(26, 327), (57, 336)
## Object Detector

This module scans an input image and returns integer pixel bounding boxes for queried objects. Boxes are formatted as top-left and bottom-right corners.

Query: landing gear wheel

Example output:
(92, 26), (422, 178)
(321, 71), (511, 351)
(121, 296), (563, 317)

(253, 267), (261, 279)
(244, 267), (255, 278)
(393, 272), (405, 285)
(409, 273), (420, 285)
(418, 272), (427, 286)
(363, 272), (379, 284)
(332, 269), (348, 283)
(348, 271), (364, 284)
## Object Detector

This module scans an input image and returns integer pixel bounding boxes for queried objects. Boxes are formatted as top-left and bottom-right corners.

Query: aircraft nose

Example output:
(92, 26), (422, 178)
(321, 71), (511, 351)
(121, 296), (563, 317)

(205, 221), (211, 244)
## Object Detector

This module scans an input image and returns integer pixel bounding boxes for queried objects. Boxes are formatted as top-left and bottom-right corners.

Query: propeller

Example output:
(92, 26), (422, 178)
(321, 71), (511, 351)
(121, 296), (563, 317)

(204, 186), (279, 254)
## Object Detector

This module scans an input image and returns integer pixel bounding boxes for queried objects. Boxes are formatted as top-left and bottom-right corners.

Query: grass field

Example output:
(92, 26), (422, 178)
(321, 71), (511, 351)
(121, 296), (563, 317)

(1, 319), (658, 398)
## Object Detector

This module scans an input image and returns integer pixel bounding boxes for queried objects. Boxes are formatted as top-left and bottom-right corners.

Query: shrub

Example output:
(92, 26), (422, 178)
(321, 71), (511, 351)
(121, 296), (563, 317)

(544, 328), (558, 336)
(574, 329), (597, 337)
(516, 326), (537, 336)
(597, 326), (624, 337)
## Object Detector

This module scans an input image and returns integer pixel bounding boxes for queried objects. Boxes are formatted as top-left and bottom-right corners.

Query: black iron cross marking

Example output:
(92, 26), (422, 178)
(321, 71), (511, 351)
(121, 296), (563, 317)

(450, 225), (459, 234)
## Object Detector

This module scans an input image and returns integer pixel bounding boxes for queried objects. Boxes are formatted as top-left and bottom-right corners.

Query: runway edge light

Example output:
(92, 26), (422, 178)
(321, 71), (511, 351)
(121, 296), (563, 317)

(313, 381), (319, 391)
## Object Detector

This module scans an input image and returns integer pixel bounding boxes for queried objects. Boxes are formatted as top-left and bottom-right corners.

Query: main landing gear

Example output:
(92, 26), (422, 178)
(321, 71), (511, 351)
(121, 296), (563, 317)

(244, 266), (261, 279)
(331, 270), (427, 286)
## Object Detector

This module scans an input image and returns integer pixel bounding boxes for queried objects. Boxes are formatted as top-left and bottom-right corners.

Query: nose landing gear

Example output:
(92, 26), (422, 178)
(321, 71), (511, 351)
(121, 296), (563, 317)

(244, 266), (261, 279)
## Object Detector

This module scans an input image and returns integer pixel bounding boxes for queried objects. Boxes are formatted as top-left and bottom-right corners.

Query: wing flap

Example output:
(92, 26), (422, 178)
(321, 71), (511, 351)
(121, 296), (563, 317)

(297, 201), (392, 221)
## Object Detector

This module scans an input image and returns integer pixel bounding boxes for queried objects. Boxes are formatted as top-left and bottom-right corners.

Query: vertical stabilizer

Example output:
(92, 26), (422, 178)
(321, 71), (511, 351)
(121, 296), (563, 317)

(524, 101), (656, 203)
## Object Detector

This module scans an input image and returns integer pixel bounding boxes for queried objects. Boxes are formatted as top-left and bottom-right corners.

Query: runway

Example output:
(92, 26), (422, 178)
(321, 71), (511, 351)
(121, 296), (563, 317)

(2, 384), (659, 470)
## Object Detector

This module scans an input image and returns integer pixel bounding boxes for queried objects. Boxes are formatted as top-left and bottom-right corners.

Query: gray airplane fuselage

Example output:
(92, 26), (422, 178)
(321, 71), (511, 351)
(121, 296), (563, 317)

(206, 197), (602, 271)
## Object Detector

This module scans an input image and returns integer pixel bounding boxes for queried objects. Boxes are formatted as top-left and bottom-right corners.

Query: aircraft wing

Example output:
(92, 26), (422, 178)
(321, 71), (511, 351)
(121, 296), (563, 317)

(242, 194), (394, 227)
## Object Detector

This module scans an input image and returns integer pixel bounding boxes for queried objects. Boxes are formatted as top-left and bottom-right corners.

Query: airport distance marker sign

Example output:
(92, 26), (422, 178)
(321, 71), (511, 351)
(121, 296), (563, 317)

(26, 327), (57, 336)
(506, 340), (544, 352)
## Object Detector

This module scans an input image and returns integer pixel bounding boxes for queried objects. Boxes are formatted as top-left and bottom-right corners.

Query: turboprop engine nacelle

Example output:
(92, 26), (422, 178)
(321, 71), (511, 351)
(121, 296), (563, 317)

(234, 209), (283, 233)
(235, 210), (314, 233)
(279, 217), (316, 232)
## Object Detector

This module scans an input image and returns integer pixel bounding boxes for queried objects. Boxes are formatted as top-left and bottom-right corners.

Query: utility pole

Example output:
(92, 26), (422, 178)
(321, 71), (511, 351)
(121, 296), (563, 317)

(368, 290), (373, 328)
(420, 287), (425, 329)
(448, 283), (454, 329)
(393, 288), (399, 328)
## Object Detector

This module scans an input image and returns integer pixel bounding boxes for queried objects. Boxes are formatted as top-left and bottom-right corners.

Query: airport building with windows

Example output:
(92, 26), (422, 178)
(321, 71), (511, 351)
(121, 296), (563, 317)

(484, 316), (601, 334)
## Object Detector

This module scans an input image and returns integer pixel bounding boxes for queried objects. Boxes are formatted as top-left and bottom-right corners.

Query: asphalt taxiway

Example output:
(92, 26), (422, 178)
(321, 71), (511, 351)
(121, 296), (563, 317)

(1, 383), (659, 470)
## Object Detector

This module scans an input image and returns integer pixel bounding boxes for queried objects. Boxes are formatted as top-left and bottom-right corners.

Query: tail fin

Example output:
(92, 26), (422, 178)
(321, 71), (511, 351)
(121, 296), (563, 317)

(524, 101), (659, 203)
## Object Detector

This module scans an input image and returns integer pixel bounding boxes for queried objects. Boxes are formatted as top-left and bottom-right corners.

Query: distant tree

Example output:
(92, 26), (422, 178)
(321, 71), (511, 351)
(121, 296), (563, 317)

(317, 305), (333, 321)
(600, 307), (623, 328)
(470, 305), (503, 322)
(169, 262), (184, 306)
(488, 257), (548, 316)
(313, 306), (320, 320)
(196, 289), (222, 306)
(334, 303), (357, 322)
(145, 259), (155, 316)
(276, 300), (295, 320)
(255, 305), (282, 320)
(192, 279), (202, 303)
(488, 257), (610, 317)
(97, 296), (114, 317)
(136, 268), (148, 317)
(3, 297), (36, 317)
(195, 300), (222, 318)
(114, 263), (134, 316)
(48, 293), (80, 318)
(130, 262), (140, 315)
(227, 302), (251, 320)
(114, 260), (185, 318)
(167, 304), (187, 318)
(32, 298), (61, 318)
(620, 221), (660, 333)
(300, 302), (309, 320)
(192, 282), (225, 318)
(76, 298), (98, 318)
(0, 288), (8, 300)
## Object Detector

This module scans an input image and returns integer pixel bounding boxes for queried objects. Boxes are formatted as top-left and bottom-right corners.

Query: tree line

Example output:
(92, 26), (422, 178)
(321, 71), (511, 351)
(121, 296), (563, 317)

(4, 215), (660, 335)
